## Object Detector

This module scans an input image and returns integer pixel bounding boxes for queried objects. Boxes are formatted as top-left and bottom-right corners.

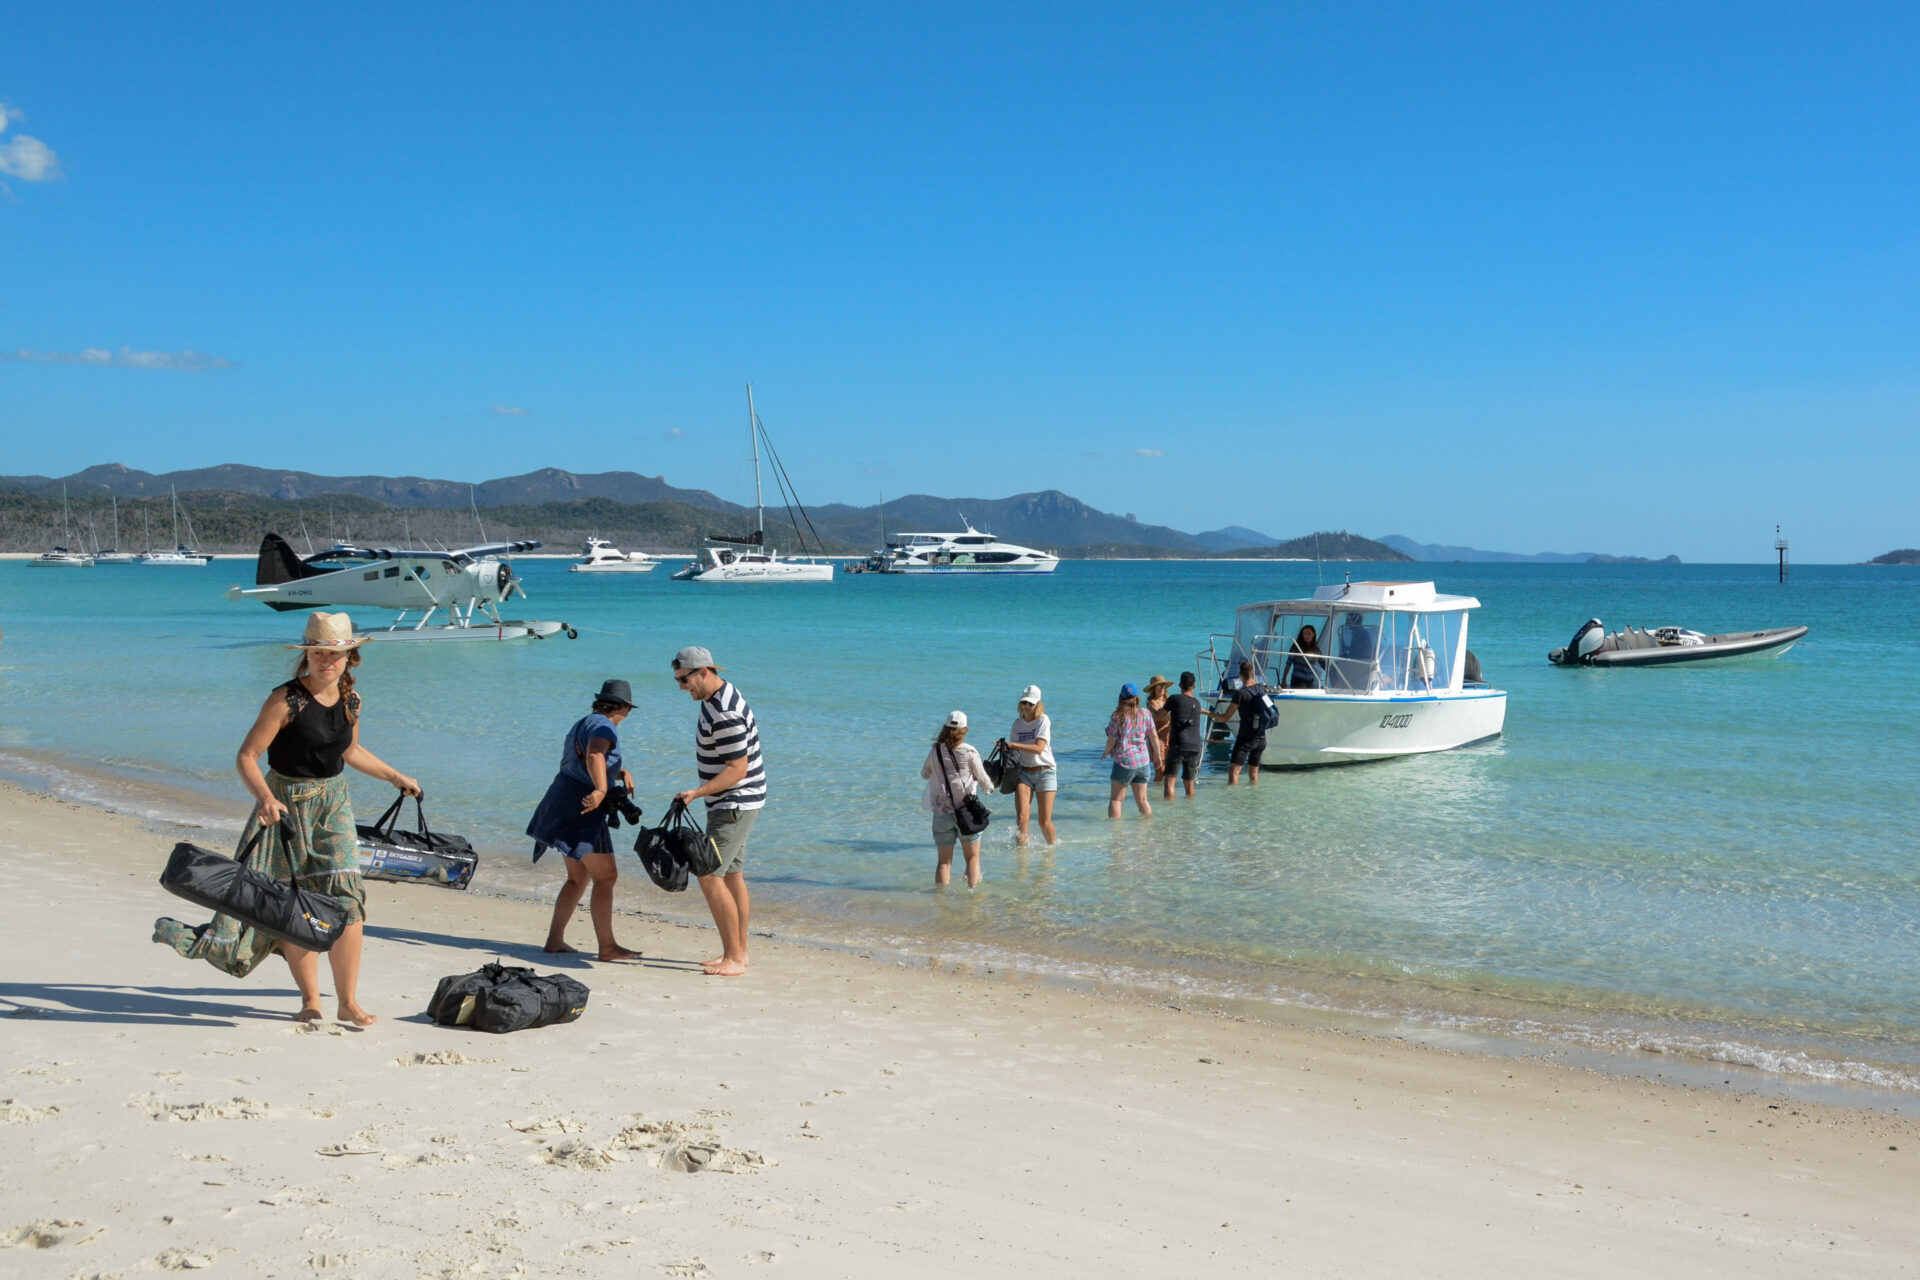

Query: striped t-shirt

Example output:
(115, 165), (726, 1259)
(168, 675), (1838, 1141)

(696, 681), (766, 810)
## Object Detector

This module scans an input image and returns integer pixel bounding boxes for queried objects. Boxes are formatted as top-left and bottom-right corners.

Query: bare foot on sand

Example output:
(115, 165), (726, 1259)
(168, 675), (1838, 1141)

(597, 946), (643, 962)
(337, 1003), (378, 1028)
(543, 940), (579, 954)
(702, 958), (748, 977)
(294, 1006), (324, 1023)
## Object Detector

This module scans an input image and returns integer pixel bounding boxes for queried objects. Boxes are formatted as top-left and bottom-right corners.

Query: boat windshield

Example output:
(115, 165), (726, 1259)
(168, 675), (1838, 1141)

(1232, 606), (1470, 694)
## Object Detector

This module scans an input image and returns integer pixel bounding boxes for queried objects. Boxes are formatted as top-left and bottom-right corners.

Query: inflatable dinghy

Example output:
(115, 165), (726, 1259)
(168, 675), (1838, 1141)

(1549, 619), (1807, 668)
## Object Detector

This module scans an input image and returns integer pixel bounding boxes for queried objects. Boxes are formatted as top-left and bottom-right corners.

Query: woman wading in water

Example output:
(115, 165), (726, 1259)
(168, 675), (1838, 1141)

(155, 612), (418, 1026)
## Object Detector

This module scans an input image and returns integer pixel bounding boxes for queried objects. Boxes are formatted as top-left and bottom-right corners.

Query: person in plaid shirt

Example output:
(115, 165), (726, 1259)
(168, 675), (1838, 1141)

(1101, 682), (1162, 820)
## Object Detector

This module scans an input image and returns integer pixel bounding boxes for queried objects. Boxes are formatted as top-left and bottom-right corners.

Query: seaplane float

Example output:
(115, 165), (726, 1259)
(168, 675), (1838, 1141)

(227, 534), (577, 642)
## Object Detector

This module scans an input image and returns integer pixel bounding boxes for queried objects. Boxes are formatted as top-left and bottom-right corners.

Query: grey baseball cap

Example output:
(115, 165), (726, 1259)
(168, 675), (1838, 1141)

(672, 645), (723, 671)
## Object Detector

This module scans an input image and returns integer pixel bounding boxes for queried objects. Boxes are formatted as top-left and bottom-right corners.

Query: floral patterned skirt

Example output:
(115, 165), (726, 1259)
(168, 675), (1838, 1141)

(154, 771), (364, 978)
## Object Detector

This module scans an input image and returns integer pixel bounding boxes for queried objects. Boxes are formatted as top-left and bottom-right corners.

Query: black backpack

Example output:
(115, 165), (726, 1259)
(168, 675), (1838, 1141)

(633, 798), (719, 887)
(427, 962), (589, 1033)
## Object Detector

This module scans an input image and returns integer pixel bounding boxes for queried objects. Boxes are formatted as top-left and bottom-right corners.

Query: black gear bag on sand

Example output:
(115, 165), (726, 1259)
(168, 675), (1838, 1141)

(160, 819), (350, 952)
(634, 797), (719, 887)
(356, 792), (479, 890)
(427, 962), (589, 1033)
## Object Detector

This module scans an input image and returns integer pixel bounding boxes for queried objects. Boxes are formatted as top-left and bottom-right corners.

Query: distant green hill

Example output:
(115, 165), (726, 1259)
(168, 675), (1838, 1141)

(1869, 549), (1920, 565)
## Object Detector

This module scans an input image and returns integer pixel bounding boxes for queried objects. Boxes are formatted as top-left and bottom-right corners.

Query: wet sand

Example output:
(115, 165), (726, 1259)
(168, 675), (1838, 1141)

(1, 781), (1914, 1277)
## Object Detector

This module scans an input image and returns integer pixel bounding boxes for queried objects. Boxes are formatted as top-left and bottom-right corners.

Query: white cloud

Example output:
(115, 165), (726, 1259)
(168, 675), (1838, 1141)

(491, 404), (529, 416)
(1128, 448), (1164, 458)
(0, 103), (62, 182)
(0, 346), (234, 371)
(665, 427), (686, 438)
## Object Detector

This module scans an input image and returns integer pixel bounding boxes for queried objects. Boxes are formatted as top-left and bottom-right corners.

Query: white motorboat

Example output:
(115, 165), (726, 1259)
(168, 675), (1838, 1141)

(875, 522), (1060, 574)
(1196, 580), (1506, 767)
(675, 384), (834, 584)
(569, 538), (659, 574)
(140, 487), (212, 566)
(30, 484), (95, 567)
(1549, 619), (1807, 667)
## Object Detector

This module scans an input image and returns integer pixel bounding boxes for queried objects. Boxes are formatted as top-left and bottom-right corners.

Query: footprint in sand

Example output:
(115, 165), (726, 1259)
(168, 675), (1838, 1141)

(156, 1246), (217, 1269)
(0, 1099), (62, 1124)
(663, 1260), (710, 1277)
(394, 1050), (496, 1066)
(509, 1115), (589, 1134)
(537, 1139), (624, 1169)
(2, 1218), (85, 1248)
(131, 1095), (268, 1122)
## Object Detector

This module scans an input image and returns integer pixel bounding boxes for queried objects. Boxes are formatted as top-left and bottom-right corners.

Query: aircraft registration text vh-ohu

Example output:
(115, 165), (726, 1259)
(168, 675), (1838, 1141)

(227, 533), (576, 643)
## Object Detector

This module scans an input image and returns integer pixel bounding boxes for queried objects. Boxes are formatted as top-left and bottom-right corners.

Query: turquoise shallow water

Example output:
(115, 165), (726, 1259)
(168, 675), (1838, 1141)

(1, 557), (1916, 1090)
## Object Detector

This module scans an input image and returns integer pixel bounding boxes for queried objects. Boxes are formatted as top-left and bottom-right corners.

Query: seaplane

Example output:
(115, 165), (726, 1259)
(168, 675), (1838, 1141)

(226, 533), (577, 643)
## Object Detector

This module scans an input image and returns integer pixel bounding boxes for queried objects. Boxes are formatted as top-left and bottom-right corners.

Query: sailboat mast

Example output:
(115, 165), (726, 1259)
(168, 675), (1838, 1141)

(111, 495), (120, 549)
(171, 486), (182, 550)
(60, 482), (72, 545)
(746, 382), (764, 539)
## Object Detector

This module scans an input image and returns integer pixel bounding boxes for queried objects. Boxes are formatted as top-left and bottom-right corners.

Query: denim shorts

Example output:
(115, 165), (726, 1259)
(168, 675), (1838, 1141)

(1016, 765), (1058, 794)
(1168, 748), (1202, 781)
(1110, 762), (1152, 786)
(931, 810), (981, 848)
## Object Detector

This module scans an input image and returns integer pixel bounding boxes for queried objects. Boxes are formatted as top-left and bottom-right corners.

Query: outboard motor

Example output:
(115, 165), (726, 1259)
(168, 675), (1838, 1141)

(1549, 619), (1605, 666)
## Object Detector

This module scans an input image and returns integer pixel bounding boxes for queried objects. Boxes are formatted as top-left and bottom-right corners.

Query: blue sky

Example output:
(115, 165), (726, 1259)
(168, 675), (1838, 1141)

(3, 3), (1916, 560)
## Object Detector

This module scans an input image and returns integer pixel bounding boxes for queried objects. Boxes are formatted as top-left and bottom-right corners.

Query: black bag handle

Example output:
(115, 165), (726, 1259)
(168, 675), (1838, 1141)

(372, 789), (432, 839)
(237, 817), (303, 871)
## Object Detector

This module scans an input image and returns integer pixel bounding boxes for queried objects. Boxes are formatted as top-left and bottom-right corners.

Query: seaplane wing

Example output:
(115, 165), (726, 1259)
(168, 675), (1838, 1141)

(226, 533), (541, 612)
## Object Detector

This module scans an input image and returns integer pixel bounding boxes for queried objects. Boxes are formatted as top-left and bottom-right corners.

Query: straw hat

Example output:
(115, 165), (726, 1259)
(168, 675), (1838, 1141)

(1144, 673), (1173, 695)
(286, 612), (368, 650)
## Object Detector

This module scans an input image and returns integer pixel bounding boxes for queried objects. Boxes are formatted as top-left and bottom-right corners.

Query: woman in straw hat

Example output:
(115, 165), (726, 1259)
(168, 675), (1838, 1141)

(154, 612), (418, 1026)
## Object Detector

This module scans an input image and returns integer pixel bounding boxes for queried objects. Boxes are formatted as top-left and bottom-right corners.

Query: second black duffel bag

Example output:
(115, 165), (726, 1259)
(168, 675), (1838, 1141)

(427, 962), (589, 1033)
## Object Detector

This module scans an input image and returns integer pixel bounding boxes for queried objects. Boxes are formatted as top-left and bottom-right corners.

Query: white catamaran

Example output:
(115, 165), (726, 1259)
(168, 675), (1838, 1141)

(672, 385), (834, 584)
(30, 483), (95, 568)
(140, 487), (213, 566)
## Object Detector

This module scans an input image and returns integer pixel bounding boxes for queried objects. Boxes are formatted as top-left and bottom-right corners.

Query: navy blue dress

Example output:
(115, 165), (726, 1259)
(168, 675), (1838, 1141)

(526, 714), (623, 862)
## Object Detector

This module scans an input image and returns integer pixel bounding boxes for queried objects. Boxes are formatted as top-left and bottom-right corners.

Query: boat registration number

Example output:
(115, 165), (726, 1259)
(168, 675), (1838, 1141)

(1378, 714), (1413, 729)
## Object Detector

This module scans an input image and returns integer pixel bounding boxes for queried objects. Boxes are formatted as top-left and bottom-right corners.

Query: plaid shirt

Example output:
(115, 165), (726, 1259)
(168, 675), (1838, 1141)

(1107, 710), (1156, 769)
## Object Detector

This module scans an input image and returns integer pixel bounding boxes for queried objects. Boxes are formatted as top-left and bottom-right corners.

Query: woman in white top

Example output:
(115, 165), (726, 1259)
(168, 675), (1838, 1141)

(921, 710), (993, 887)
(1003, 684), (1057, 846)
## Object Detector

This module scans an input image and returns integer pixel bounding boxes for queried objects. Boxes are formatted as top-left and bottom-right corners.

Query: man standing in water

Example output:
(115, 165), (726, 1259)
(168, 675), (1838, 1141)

(672, 646), (766, 976)
(1207, 659), (1273, 786)
(1161, 671), (1206, 800)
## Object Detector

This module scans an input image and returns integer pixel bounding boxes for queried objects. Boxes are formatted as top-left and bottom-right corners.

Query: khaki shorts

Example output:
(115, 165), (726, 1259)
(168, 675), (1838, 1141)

(705, 806), (759, 876)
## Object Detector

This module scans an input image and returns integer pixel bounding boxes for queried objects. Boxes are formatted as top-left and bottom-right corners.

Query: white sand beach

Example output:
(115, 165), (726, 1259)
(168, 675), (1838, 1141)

(2, 780), (1914, 1279)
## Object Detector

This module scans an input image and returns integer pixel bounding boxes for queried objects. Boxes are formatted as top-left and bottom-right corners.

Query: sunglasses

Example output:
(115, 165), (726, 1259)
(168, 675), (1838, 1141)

(674, 671), (697, 686)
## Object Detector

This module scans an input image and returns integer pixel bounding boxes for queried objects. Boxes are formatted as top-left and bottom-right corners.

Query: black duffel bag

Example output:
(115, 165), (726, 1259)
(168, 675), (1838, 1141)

(160, 819), (350, 953)
(982, 740), (1011, 790)
(356, 793), (479, 890)
(427, 962), (589, 1033)
(634, 797), (719, 886)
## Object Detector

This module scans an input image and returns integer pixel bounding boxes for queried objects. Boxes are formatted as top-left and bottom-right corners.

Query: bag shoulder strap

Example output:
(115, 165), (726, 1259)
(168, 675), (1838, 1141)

(935, 743), (967, 811)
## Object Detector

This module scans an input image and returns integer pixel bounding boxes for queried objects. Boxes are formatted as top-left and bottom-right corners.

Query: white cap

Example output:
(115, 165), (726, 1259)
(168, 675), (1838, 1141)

(945, 710), (968, 728)
(1019, 685), (1042, 705)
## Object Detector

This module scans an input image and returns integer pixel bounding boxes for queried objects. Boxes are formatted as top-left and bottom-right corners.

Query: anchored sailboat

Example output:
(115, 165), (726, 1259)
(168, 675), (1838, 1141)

(31, 482), (95, 568)
(672, 385), (834, 583)
(140, 487), (212, 566)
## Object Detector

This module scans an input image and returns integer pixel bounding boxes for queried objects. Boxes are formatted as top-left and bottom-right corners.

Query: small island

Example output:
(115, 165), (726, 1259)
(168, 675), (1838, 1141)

(1869, 549), (1920, 565)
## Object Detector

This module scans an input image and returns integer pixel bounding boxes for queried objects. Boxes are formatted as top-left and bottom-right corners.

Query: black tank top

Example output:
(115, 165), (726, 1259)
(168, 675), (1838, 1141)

(267, 680), (359, 779)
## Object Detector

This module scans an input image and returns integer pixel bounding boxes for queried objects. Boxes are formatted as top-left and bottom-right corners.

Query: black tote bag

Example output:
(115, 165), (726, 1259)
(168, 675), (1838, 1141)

(938, 745), (992, 838)
(160, 819), (351, 952)
(634, 797), (720, 884)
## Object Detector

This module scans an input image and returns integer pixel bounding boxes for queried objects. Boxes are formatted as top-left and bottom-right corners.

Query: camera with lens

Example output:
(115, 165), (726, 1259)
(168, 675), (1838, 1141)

(601, 781), (644, 829)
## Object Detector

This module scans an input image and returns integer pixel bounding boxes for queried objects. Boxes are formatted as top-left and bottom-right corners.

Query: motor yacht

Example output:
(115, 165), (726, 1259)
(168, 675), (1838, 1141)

(1196, 580), (1506, 766)
(874, 523), (1060, 574)
(569, 538), (659, 573)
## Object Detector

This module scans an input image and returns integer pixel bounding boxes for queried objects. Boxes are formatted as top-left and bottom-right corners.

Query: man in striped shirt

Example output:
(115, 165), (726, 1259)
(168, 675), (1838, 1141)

(672, 646), (765, 976)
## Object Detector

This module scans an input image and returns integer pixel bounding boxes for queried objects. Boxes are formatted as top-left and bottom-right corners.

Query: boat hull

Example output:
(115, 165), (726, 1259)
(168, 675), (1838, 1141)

(570, 562), (658, 573)
(888, 561), (1059, 575)
(686, 563), (834, 583)
(1207, 690), (1508, 767)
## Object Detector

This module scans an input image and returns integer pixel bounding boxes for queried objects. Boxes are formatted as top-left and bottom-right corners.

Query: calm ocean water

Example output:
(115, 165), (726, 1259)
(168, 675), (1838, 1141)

(2, 557), (1916, 1093)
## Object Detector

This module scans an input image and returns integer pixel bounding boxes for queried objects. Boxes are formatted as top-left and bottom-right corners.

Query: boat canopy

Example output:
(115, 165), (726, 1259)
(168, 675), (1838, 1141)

(1223, 583), (1479, 695)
